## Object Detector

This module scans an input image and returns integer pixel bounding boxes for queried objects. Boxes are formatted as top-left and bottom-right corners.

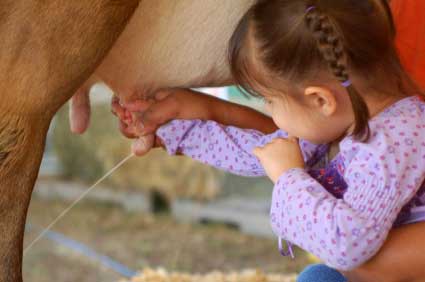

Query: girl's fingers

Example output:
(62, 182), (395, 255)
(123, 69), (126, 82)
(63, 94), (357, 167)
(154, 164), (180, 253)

(119, 121), (137, 139)
(114, 91), (180, 137)
(131, 116), (146, 136)
(123, 99), (154, 112)
(139, 95), (180, 134)
(111, 96), (127, 120)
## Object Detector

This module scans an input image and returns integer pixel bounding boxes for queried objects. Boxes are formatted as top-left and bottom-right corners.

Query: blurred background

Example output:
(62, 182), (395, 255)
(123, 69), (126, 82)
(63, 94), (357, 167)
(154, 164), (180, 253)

(24, 85), (311, 281)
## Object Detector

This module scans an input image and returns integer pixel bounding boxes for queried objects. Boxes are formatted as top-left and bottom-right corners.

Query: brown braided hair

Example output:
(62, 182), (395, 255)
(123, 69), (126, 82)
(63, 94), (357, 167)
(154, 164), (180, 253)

(304, 6), (370, 139)
(229, 0), (422, 141)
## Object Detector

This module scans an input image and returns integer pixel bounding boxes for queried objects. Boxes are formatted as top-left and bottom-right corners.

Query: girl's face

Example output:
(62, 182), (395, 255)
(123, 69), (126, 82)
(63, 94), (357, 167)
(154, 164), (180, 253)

(243, 27), (356, 144)
(263, 86), (355, 144)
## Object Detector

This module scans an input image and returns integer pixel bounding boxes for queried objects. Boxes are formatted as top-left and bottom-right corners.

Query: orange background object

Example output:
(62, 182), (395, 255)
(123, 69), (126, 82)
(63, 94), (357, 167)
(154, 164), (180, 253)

(391, 0), (425, 89)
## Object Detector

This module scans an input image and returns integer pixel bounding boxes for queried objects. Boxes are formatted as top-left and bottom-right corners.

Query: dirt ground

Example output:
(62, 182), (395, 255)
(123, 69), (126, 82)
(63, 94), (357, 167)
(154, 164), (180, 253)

(23, 196), (311, 282)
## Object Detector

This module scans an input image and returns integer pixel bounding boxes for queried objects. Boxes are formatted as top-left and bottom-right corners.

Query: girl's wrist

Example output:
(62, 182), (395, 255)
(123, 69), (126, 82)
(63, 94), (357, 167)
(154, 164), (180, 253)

(275, 167), (306, 185)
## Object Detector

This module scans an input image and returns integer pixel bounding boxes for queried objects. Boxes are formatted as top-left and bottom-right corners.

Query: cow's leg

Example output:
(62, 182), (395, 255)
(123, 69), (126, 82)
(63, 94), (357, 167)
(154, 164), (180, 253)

(0, 1), (139, 281)
(0, 114), (51, 281)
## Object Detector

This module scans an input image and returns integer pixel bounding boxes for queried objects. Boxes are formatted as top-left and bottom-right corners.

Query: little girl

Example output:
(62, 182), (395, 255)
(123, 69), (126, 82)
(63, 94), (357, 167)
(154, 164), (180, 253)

(119, 0), (425, 278)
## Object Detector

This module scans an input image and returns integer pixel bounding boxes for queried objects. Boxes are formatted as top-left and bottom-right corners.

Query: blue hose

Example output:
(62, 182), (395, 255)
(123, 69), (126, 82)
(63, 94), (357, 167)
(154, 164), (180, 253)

(26, 224), (137, 278)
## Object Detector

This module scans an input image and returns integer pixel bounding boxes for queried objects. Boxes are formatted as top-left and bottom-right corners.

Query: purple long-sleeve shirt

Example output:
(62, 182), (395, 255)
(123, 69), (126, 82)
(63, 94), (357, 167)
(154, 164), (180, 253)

(156, 96), (425, 270)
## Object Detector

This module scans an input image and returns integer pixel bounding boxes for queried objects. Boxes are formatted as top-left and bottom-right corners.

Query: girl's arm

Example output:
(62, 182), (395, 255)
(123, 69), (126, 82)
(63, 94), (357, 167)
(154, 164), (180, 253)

(156, 119), (321, 177)
(112, 88), (279, 156)
(207, 93), (278, 133)
(122, 88), (278, 136)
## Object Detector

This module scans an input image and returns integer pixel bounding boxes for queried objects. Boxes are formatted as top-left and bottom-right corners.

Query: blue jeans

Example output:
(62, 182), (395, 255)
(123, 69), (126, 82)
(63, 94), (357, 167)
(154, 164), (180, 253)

(297, 264), (347, 282)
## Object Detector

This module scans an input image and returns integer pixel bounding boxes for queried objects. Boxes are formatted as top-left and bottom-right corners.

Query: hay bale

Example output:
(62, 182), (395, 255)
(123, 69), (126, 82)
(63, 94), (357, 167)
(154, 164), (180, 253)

(119, 268), (296, 282)
(53, 104), (224, 201)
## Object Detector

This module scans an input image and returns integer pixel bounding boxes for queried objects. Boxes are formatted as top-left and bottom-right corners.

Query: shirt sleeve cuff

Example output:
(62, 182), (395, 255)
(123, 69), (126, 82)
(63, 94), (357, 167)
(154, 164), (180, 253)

(156, 119), (200, 155)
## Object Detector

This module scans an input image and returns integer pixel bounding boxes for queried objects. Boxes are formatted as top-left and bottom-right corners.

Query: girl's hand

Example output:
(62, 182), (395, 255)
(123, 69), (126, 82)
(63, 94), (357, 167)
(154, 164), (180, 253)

(253, 137), (305, 183)
(112, 88), (211, 156)
(111, 95), (142, 138)
(111, 95), (158, 156)
(123, 88), (215, 136)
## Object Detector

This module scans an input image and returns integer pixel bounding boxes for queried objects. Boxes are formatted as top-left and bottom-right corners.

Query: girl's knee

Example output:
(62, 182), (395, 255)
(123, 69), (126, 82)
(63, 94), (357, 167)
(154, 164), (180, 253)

(297, 264), (347, 282)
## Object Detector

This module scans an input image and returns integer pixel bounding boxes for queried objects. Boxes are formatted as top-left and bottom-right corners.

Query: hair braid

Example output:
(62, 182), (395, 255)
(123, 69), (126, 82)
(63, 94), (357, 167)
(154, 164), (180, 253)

(305, 7), (370, 140)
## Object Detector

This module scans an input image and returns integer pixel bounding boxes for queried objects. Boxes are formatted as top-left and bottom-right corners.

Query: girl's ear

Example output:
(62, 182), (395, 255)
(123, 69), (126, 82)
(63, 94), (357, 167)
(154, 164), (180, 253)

(304, 86), (337, 116)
